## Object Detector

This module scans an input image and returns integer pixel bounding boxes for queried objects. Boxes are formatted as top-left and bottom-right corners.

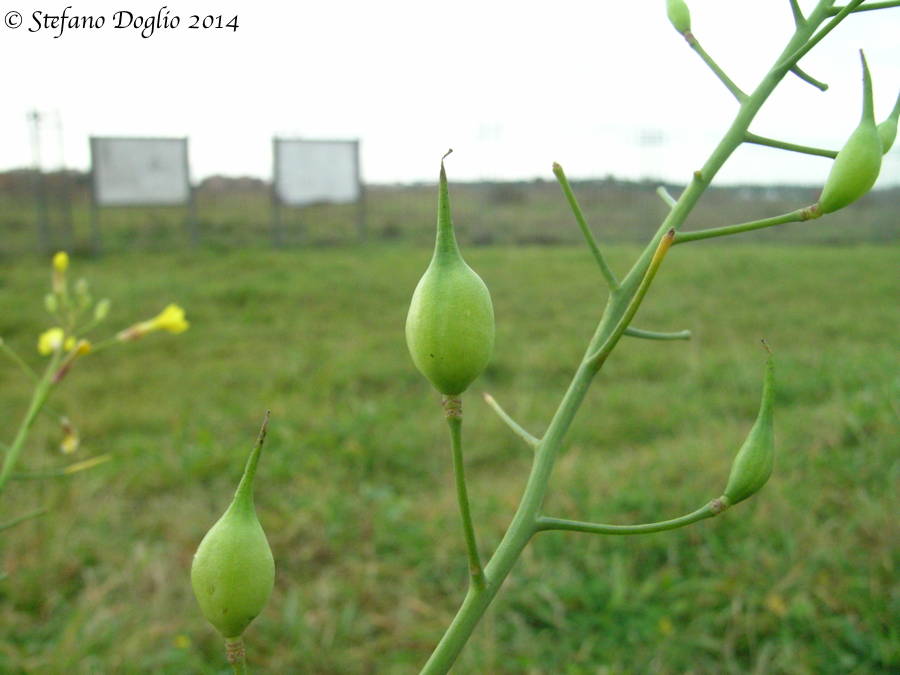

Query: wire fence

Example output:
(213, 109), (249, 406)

(1, 170), (897, 257)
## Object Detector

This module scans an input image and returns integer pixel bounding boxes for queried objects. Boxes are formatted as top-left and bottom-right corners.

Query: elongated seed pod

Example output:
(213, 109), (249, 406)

(876, 91), (900, 154)
(666, 0), (691, 34)
(191, 417), (275, 639)
(723, 353), (775, 506)
(405, 153), (495, 396)
(817, 52), (882, 214)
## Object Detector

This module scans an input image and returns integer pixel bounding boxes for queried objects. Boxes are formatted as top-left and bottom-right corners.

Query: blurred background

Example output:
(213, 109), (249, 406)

(0, 1), (897, 673)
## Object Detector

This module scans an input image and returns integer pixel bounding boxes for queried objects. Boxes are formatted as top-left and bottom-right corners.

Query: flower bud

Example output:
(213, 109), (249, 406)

(191, 415), (274, 639)
(52, 251), (69, 274)
(52, 252), (69, 294)
(722, 351), (775, 506)
(94, 299), (111, 321)
(75, 278), (91, 308)
(817, 51), (882, 214)
(666, 0), (691, 34)
(44, 293), (58, 313)
(405, 152), (495, 395)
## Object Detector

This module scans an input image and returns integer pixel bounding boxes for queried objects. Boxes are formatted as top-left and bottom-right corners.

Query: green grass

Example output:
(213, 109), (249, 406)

(0, 244), (896, 673)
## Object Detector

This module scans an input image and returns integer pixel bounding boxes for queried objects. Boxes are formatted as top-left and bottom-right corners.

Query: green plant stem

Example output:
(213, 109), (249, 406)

(790, 65), (829, 91)
(536, 500), (725, 535)
(782, 0), (865, 69)
(483, 394), (539, 448)
(624, 327), (691, 341)
(11, 454), (112, 480)
(0, 507), (48, 533)
(674, 208), (813, 245)
(552, 163), (619, 290)
(225, 637), (247, 674)
(0, 340), (39, 382)
(684, 34), (747, 102)
(656, 186), (677, 209)
(586, 231), (674, 368)
(0, 351), (63, 496)
(828, 1), (900, 14)
(445, 399), (485, 589)
(745, 132), (837, 158)
(789, 0), (805, 25)
(421, 4), (837, 672)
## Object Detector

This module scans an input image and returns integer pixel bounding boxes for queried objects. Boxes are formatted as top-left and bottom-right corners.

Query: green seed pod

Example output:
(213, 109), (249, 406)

(405, 152), (494, 396)
(723, 351), (775, 506)
(876, 91), (900, 154)
(191, 415), (274, 639)
(878, 119), (897, 154)
(817, 51), (882, 214)
(666, 0), (691, 34)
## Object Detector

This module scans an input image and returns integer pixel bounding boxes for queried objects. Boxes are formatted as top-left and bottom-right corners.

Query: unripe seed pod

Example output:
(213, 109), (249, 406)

(876, 92), (900, 154)
(878, 119), (897, 154)
(817, 51), (882, 214)
(191, 415), (274, 639)
(666, 0), (691, 34)
(405, 152), (494, 396)
(723, 351), (775, 506)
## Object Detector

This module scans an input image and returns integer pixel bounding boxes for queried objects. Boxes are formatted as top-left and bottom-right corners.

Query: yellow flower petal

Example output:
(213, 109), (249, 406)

(150, 304), (189, 334)
(38, 327), (65, 355)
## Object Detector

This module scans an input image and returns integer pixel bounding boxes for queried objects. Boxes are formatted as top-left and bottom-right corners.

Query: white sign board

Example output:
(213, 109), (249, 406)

(274, 139), (360, 206)
(91, 137), (191, 206)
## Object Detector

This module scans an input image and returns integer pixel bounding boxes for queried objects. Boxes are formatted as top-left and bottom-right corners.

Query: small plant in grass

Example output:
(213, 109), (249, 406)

(191, 1), (898, 671)
(0, 251), (188, 537)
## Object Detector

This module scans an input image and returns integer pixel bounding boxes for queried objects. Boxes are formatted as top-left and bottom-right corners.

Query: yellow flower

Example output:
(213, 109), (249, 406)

(53, 251), (69, 273)
(149, 304), (189, 334)
(118, 304), (189, 341)
(38, 327), (65, 355)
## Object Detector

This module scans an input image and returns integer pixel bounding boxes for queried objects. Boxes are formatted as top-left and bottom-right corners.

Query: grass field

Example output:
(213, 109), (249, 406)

(0, 242), (897, 673)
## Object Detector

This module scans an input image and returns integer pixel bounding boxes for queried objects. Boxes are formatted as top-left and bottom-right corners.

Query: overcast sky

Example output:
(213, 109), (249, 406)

(2, 0), (898, 185)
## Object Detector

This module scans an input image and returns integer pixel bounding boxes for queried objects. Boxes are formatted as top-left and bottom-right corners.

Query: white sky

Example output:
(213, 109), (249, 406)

(2, 0), (898, 185)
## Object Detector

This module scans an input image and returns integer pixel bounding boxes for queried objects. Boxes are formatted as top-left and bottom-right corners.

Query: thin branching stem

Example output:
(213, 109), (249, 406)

(674, 208), (815, 245)
(828, 0), (900, 14)
(782, 0), (866, 69)
(536, 499), (725, 536)
(585, 231), (675, 368)
(483, 394), (539, 448)
(0, 351), (64, 496)
(552, 163), (619, 291)
(0, 507), (48, 533)
(789, 0), (806, 25)
(624, 327), (691, 341)
(790, 65), (828, 91)
(684, 33), (748, 102)
(0, 340), (39, 382)
(744, 132), (837, 158)
(11, 454), (112, 480)
(445, 397), (485, 590)
(656, 186), (678, 209)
